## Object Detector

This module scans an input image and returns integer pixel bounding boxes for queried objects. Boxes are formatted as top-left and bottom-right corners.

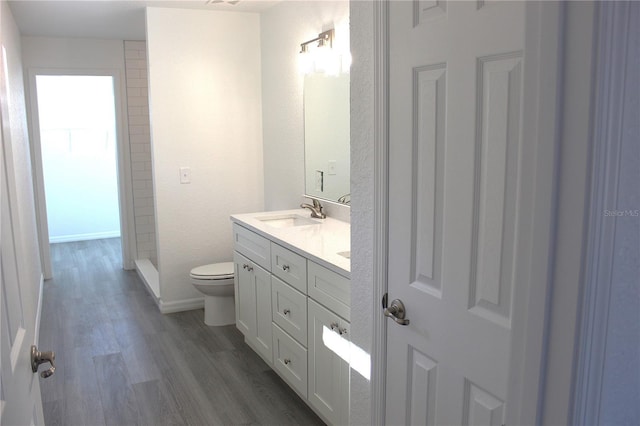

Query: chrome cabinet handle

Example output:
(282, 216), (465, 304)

(384, 299), (410, 325)
(31, 345), (56, 378)
(242, 264), (248, 270)
(329, 322), (347, 336)
(284, 358), (291, 365)
(282, 264), (290, 272)
(283, 309), (290, 316)
(247, 265), (253, 272)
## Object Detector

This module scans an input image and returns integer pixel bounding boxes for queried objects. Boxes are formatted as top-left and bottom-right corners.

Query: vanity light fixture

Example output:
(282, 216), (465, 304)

(299, 29), (334, 53)
(298, 28), (347, 75)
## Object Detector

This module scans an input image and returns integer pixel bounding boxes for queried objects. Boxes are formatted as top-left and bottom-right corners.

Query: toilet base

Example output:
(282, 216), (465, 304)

(204, 295), (235, 326)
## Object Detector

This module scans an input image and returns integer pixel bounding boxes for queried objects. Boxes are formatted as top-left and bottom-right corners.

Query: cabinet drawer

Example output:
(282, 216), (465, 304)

(272, 276), (307, 346)
(233, 224), (271, 271)
(308, 261), (350, 321)
(272, 323), (308, 398)
(271, 243), (307, 293)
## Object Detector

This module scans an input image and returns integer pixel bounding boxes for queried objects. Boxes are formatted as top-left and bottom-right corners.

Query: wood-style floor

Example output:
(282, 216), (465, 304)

(39, 238), (323, 426)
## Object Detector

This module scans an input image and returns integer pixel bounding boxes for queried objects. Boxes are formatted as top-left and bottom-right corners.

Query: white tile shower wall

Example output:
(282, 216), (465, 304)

(124, 40), (156, 266)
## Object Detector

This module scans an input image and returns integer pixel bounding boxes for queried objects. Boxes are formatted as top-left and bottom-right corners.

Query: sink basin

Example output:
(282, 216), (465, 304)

(337, 251), (351, 259)
(258, 214), (318, 229)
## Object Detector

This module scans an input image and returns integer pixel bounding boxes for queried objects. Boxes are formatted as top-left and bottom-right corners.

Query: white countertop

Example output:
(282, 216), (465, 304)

(230, 209), (351, 277)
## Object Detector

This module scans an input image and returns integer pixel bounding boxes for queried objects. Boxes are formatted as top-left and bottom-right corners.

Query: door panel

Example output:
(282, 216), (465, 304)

(385, 1), (524, 424)
(469, 53), (522, 328)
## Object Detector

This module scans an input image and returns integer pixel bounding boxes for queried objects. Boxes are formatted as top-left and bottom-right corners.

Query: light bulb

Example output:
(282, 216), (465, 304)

(298, 51), (313, 75)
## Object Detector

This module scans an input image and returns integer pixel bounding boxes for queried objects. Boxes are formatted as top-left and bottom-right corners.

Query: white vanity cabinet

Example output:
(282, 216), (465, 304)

(231, 214), (350, 426)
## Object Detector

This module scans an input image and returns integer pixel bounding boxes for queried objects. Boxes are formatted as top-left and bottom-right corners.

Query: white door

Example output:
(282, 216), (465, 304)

(385, 1), (528, 424)
(0, 45), (45, 425)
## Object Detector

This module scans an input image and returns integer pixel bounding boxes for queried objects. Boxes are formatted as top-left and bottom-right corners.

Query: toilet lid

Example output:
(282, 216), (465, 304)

(190, 262), (234, 279)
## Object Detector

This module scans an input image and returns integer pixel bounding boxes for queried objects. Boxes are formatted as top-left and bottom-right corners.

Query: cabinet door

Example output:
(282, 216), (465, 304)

(234, 251), (255, 338)
(234, 251), (273, 364)
(307, 299), (350, 426)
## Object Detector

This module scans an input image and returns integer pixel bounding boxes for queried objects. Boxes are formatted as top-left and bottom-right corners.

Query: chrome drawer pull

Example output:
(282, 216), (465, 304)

(283, 309), (290, 316)
(284, 358), (291, 365)
(282, 264), (290, 272)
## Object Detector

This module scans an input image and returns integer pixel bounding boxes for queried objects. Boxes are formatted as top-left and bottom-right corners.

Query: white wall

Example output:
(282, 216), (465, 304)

(260, 0), (350, 221)
(21, 37), (128, 71)
(349, 1), (375, 424)
(146, 7), (264, 307)
(1, 0), (43, 334)
(597, 5), (639, 422)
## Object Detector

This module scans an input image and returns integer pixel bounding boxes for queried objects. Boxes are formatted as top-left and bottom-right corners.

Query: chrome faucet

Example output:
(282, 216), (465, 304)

(300, 198), (326, 219)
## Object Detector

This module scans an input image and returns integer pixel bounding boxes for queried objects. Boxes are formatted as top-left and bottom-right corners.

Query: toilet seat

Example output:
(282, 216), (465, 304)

(190, 262), (234, 280)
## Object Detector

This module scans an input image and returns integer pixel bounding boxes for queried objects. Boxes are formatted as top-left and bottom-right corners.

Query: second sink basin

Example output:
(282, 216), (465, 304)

(258, 214), (318, 229)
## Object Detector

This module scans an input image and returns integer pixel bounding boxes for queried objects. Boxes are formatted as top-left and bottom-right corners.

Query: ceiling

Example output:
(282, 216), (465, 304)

(8, 0), (279, 40)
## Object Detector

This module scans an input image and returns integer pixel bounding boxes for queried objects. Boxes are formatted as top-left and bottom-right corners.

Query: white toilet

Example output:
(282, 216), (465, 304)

(189, 262), (235, 326)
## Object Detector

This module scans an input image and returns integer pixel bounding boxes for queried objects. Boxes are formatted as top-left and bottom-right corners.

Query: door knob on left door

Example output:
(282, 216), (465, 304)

(31, 345), (56, 378)
(384, 299), (410, 325)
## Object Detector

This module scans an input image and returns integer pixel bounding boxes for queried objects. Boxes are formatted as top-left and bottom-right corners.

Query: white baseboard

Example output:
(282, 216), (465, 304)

(134, 259), (204, 314)
(159, 297), (204, 314)
(49, 231), (121, 244)
(135, 258), (160, 302)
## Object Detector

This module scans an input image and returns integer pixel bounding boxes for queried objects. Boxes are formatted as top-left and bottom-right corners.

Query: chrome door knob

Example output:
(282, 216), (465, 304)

(31, 345), (56, 378)
(384, 299), (410, 325)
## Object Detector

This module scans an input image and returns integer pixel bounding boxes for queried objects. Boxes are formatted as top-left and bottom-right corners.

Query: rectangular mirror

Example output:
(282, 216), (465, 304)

(303, 72), (350, 204)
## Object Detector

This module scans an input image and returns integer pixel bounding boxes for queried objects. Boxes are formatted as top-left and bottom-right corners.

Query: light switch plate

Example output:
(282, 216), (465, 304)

(179, 167), (191, 184)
